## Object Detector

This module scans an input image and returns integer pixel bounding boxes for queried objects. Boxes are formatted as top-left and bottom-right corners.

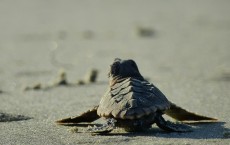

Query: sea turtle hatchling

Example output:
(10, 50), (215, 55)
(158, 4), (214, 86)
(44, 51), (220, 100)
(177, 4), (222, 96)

(56, 58), (217, 134)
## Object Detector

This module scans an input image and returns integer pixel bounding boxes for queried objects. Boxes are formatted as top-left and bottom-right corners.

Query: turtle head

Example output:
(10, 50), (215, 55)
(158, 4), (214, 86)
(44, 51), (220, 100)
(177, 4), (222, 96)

(108, 58), (144, 80)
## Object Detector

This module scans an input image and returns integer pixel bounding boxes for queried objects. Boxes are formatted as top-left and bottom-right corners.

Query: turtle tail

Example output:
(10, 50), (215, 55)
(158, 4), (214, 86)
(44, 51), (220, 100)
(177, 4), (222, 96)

(165, 102), (217, 122)
(56, 106), (100, 125)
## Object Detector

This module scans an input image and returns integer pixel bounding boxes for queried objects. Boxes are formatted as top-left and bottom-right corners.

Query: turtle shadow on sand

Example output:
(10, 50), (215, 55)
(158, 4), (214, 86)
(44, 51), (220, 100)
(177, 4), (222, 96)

(95, 122), (229, 139)
(0, 112), (32, 122)
(60, 122), (228, 139)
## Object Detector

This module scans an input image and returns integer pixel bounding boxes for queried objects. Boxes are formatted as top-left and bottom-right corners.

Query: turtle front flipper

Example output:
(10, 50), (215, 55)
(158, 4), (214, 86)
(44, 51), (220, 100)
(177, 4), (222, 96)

(87, 118), (116, 134)
(165, 102), (217, 122)
(155, 114), (192, 132)
(56, 105), (100, 125)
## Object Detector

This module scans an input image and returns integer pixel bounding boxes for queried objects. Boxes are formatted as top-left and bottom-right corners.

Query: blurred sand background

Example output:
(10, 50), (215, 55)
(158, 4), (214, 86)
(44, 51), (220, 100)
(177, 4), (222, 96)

(0, 0), (230, 144)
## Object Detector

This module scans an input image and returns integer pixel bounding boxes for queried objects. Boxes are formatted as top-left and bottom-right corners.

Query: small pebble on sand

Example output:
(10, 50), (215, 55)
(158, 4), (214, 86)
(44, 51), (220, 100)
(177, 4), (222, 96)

(52, 69), (69, 86)
(24, 83), (42, 91)
(77, 69), (98, 85)
(136, 26), (155, 37)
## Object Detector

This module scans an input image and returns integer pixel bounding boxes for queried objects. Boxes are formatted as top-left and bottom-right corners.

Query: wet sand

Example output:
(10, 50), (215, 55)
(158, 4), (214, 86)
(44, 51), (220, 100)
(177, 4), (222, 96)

(0, 0), (230, 144)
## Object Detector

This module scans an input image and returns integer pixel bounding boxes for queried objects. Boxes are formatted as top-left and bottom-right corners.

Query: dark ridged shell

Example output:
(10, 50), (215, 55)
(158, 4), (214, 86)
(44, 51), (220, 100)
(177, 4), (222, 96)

(97, 78), (170, 119)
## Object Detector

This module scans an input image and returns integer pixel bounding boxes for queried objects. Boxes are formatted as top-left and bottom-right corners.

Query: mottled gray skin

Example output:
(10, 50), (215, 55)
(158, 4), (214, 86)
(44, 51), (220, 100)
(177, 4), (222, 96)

(56, 58), (217, 134)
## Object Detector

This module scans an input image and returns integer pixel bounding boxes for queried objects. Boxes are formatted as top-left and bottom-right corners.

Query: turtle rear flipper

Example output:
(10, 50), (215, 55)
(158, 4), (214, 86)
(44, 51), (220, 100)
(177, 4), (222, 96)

(155, 115), (192, 132)
(165, 102), (217, 122)
(56, 106), (100, 125)
(87, 118), (116, 134)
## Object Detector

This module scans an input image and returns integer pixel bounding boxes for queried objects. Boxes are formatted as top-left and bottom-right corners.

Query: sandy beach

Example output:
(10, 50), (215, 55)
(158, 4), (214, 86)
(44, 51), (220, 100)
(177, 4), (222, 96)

(0, 0), (230, 144)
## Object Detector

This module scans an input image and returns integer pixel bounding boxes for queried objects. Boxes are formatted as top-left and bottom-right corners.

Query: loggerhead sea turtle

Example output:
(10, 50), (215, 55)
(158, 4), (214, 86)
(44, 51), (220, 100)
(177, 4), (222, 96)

(56, 58), (217, 134)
